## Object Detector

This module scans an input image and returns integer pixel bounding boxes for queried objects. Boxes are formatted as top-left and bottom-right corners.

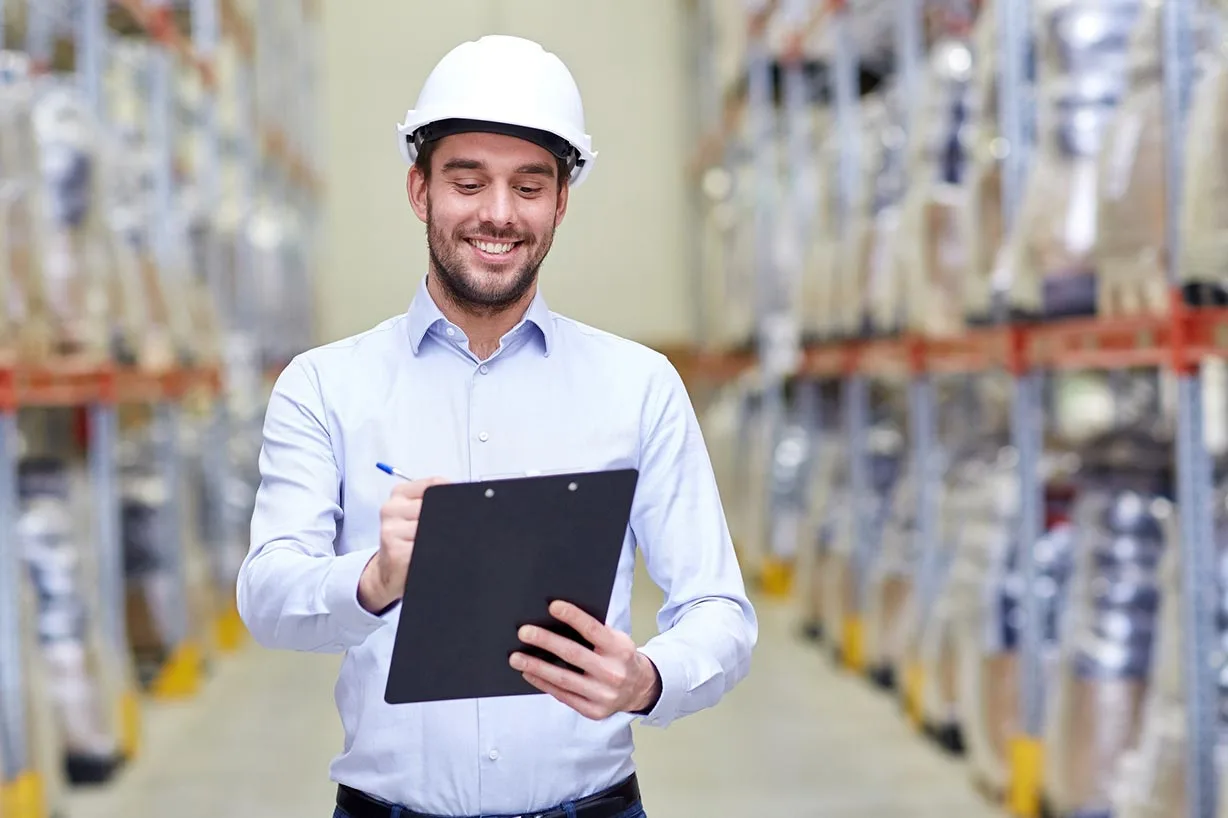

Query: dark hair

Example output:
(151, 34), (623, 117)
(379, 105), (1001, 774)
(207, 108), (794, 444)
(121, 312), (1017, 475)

(413, 137), (570, 190)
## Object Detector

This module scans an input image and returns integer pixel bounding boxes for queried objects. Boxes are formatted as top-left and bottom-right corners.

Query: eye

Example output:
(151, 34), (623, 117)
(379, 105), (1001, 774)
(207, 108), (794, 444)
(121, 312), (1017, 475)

(517, 185), (543, 195)
(455, 183), (483, 192)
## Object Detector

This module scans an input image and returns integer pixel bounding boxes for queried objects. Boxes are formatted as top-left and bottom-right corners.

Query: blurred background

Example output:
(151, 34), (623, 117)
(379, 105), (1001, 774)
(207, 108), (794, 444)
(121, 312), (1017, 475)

(2, 1), (1227, 818)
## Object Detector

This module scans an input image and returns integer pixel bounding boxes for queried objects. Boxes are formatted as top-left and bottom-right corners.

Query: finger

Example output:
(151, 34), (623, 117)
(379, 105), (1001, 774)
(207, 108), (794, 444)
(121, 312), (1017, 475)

(548, 601), (613, 651)
(509, 651), (608, 703)
(390, 476), (449, 500)
(381, 496), (422, 520)
(522, 671), (608, 720)
(516, 624), (601, 674)
(381, 519), (418, 543)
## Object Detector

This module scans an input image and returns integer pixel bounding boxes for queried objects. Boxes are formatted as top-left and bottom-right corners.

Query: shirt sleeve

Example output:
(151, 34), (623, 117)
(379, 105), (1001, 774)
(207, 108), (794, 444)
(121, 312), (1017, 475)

(236, 356), (394, 653)
(631, 355), (758, 728)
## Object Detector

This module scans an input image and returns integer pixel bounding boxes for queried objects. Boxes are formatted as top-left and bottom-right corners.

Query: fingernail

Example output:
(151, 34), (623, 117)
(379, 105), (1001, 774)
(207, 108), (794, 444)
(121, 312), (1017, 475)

(510, 654), (525, 670)
(519, 626), (535, 640)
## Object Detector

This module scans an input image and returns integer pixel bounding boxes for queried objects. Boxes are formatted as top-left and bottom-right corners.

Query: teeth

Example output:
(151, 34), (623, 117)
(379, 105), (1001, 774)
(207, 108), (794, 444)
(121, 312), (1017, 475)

(473, 240), (514, 255)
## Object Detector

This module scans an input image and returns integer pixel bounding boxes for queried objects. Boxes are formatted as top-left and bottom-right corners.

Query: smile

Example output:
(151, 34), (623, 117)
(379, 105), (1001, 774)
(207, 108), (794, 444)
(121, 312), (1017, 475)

(467, 239), (520, 256)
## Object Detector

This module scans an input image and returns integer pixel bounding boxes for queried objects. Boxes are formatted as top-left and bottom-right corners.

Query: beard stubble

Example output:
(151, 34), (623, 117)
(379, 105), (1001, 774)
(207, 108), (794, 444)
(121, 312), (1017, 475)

(425, 196), (555, 316)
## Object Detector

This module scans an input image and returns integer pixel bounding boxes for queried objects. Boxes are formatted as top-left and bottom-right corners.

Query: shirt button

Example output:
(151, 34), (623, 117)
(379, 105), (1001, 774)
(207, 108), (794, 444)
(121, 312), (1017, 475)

(479, 365), (489, 374)
(478, 432), (489, 442)
(488, 749), (499, 760)
(445, 327), (456, 337)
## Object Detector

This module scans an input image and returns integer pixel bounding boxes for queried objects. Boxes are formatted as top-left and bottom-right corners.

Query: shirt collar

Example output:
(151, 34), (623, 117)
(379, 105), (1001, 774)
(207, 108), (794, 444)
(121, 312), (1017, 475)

(405, 275), (555, 356)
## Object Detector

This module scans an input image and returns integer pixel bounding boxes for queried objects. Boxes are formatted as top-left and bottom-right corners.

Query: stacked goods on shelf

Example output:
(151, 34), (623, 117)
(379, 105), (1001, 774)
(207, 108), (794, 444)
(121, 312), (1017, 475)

(949, 439), (1078, 799)
(833, 93), (888, 340)
(1106, 498), (1222, 818)
(862, 428), (916, 689)
(1178, 0), (1228, 306)
(1041, 406), (1171, 818)
(17, 456), (123, 785)
(32, 74), (161, 370)
(1092, 0), (1168, 318)
(804, 122), (841, 341)
(105, 39), (197, 368)
(696, 161), (749, 350)
(1001, 0), (1142, 320)
(12, 533), (71, 818)
(823, 386), (905, 666)
(0, 51), (57, 368)
(860, 82), (910, 338)
(897, 33), (975, 339)
(725, 378), (772, 577)
(174, 65), (225, 370)
(763, 380), (819, 589)
(901, 389), (995, 753)
(118, 425), (215, 693)
(795, 381), (842, 639)
(960, 4), (1008, 326)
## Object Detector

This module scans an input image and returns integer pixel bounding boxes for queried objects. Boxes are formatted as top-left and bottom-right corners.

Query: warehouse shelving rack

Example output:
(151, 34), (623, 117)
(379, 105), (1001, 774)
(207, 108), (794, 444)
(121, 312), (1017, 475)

(686, 0), (1220, 817)
(0, 1), (321, 816)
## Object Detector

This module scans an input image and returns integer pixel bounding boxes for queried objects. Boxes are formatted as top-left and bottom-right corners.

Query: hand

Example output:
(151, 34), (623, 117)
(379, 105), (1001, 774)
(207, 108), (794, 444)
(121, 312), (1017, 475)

(509, 601), (661, 720)
(358, 476), (449, 613)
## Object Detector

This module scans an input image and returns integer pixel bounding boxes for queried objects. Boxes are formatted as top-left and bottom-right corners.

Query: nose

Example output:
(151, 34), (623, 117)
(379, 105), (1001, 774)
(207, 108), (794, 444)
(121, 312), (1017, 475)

(476, 182), (516, 228)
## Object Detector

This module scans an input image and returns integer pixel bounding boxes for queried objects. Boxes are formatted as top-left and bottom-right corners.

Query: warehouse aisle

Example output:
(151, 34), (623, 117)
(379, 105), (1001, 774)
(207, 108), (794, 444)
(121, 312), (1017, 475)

(63, 569), (1002, 818)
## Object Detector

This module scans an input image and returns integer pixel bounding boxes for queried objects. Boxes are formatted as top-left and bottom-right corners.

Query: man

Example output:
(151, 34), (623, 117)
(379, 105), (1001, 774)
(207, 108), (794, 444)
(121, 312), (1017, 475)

(236, 34), (757, 818)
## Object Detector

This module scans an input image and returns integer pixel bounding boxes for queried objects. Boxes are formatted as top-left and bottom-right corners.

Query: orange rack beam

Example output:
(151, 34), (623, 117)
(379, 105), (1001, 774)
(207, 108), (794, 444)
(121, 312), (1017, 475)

(684, 297), (1228, 382)
(0, 363), (222, 409)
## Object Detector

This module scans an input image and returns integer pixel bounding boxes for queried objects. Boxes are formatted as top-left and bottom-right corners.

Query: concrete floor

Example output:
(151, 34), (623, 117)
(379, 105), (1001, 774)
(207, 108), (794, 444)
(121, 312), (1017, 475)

(61, 572), (1003, 818)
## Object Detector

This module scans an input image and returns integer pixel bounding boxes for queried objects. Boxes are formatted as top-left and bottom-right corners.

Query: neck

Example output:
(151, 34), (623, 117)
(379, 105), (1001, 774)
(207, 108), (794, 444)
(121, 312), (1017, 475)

(426, 271), (536, 359)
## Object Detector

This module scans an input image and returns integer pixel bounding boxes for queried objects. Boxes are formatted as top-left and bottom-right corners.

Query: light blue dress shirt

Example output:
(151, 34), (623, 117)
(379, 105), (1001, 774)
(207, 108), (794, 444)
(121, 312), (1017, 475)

(237, 275), (758, 816)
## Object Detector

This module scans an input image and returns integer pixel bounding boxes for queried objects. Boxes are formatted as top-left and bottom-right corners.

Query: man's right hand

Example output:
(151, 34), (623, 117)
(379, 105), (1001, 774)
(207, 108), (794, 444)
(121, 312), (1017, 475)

(358, 476), (449, 613)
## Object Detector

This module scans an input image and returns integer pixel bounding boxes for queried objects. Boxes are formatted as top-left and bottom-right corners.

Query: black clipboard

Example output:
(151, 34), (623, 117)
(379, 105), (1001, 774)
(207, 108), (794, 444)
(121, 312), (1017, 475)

(383, 467), (639, 705)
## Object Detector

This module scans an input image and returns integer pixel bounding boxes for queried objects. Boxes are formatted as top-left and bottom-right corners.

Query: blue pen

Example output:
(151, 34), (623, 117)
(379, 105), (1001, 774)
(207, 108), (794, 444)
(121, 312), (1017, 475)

(376, 462), (415, 481)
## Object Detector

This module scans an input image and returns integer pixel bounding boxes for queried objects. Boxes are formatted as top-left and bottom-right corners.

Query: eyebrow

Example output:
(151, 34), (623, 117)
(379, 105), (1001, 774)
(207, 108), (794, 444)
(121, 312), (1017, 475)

(515, 162), (555, 178)
(440, 158), (555, 178)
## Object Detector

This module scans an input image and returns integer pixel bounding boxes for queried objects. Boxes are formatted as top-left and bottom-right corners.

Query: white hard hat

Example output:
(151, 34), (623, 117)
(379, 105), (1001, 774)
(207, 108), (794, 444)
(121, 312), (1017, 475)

(396, 35), (597, 187)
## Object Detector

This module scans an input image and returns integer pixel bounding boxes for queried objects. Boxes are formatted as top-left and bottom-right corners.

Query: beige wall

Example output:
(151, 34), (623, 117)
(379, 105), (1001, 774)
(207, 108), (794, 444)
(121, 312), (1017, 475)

(316, 1), (699, 349)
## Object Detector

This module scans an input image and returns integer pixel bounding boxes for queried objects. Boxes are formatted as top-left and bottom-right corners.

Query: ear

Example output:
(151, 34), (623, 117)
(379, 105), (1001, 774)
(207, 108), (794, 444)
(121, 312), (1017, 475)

(407, 166), (429, 224)
(554, 179), (569, 228)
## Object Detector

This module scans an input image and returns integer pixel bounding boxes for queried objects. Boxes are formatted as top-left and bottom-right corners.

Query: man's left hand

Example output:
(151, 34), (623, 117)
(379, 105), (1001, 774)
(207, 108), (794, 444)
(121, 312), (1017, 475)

(509, 600), (661, 720)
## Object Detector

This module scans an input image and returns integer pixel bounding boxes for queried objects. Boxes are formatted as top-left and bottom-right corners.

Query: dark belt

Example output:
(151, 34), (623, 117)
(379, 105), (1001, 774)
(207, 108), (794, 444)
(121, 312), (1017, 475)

(336, 773), (641, 818)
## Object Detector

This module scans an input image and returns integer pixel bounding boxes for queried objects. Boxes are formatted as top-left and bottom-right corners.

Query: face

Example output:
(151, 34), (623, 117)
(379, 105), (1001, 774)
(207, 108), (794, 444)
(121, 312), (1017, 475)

(407, 131), (569, 314)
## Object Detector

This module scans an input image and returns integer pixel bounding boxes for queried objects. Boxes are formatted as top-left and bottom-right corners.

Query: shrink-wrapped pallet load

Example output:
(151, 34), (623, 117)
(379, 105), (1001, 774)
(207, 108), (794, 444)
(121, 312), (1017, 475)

(834, 94), (890, 340)
(949, 445), (1078, 799)
(1110, 468), (1228, 818)
(1178, 1), (1228, 306)
(911, 440), (989, 753)
(29, 79), (128, 365)
(766, 382), (820, 587)
(1093, 0), (1168, 318)
(725, 378), (773, 580)
(13, 534), (71, 818)
(860, 83), (910, 338)
(697, 162), (747, 351)
(0, 52), (59, 366)
(898, 36), (976, 339)
(823, 394), (905, 668)
(796, 383), (844, 640)
(1041, 428), (1170, 818)
(17, 456), (124, 784)
(863, 449), (917, 688)
(804, 127), (842, 341)
(119, 425), (216, 692)
(960, 4), (1010, 325)
(106, 39), (200, 368)
(1001, 0), (1142, 320)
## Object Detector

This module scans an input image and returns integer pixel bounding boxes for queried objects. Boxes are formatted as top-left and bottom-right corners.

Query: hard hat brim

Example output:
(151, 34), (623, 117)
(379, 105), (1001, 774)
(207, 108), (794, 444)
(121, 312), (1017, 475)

(396, 112), (596, 187)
